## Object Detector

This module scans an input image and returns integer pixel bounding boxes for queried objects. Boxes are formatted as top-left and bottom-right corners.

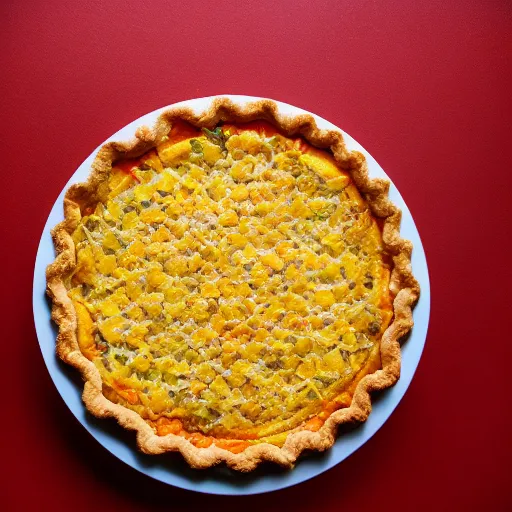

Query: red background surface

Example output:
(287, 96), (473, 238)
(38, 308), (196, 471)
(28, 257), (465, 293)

(1, 0), (511, 510)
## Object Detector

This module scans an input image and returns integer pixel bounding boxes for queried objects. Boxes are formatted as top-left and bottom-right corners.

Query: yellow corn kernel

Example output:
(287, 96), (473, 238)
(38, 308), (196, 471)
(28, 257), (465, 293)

(151, 226), (172, 243)
(230, 161), (252, 181)
(126, 281), (143, 301)
(219, 197), (236, 212)
(314, 290), (336, 308)
(200, 282), (220, 298)
(165, 301), (186, 319)
(231, 250), (245, 265)
(122, 211), (139, 230)
(274, 150), (301, 168)
(98, 299), (121, 317)
(242, 298), (256, 314)
(255, 202), (273, 216)
(188, 253), (204, 272)
(202, 140), (223, 165)
(196, 362), (217, 383)
(157, 138), (192, 166)
(282, 313), (304, 330)
(290, 197), (311, 218)
(168, 220), (189, 238)
(97, 255), (117, 275)
(236, 282), (252, 297)
(249, 187), (264, 204)
(145, 242), (164, 256)
(144, 302), (163, 318)
(208, 183), (227, 201)
(230, 184), (249, 202)
(172, 360), (189, 375)
(126, 305), (144, 321)
(324, 348), (346, 371)
(106, 200), (123, 220)
(182, 175), (199, 190)
(164, 287), (185, 303)
(240, 401), (262, 420)
(175, 188), (189, 203)
(243, 243), (257, 259)
(321, 263), (340, 281)
(164, 258), (188, 276)
(210, 314), (226, 333)
(302, 252), (320, 270)
(276, 241), (293, 258)
(343, 331), (357, 347)
(98, 316), (127, 344)
(147, 269), (167, 288)
(131, 355), (151, 373)
(307, 316), (324, 329)
(299, 153), (339, 179)
(227, 233), (247, 248)
(285, 264), (299, 280)
(333, 284), (349, 301)
(227, 131), (262, 155)
(190, 380), (207, 395)
(238, 218), (251, 234)
(226, 373), (247, 389)
(271, 328), (289, 340)
(308, 198), (330, 212)
(128, 240), (145, 257)
(284, 294), (308, 313)
(111, 268), (128, 280)
(136, 292), (163, 309)
(126, 325), (148, 348)
(290, 277), (308, 294)
(327, 175), (350, 191)
(210, 376), (231, 397)
(321, 233), (344, 255)
(140, 208), (166, 224)
(295, 337), (313, 357)
(218, 210), (238, 227)
(141, 150), (163, 173)
(230, 322), (251, 338)
(218, 279), (235, 298)
(102, 231), (121, 251)
(108, 171), (134, 198)
(118, 252), (137, 269)
(186, 167), (204, 183)
(192, 327), (217, 344)
(261, 253), (284, 271)
(254, 328), (269, 342)
(134, 184), (156, 202)
(149, 388), (173, 414)
(110, 287), (129, 307)
(156, 171), (178, 192)
(222, 340), (239, 354)
(283, 354), (301, 370)
(165, 202), (184, 218)
(297, 361), (316, 379)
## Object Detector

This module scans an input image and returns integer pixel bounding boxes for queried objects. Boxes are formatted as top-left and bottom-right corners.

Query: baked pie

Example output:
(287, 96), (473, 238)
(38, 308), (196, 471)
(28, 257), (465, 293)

(47, 98), (419, 471)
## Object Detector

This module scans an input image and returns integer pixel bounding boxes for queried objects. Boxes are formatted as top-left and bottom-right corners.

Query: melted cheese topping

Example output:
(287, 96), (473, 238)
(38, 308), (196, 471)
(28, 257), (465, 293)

(68, 123), (393, 448)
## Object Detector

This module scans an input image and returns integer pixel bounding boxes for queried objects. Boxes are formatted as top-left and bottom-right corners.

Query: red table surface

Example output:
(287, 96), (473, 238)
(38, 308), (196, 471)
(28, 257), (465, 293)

(2, 0), (511, 510)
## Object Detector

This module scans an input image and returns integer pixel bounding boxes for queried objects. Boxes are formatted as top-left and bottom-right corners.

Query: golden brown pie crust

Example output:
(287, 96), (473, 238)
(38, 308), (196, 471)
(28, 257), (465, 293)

(46, 98), (419, 471)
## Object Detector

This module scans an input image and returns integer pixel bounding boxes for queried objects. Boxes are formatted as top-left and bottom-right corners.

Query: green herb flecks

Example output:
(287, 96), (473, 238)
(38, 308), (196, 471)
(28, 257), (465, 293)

(202, 127), (228, 150)
(189, 139), (204, 154)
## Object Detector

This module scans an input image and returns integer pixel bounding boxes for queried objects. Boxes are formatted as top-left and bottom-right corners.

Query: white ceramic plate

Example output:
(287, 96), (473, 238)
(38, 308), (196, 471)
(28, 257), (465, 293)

(33, 95), (430, 495)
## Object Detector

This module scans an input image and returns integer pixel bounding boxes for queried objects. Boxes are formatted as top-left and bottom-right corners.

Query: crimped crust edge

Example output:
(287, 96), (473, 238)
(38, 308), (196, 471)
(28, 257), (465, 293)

(46, 97), (420, 471)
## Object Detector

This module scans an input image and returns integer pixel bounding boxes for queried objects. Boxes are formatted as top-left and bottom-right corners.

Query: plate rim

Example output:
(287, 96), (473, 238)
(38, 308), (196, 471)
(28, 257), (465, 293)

(33, 94), (430, 495)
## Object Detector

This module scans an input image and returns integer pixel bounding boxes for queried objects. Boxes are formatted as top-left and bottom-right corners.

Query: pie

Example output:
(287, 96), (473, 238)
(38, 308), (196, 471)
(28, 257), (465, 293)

(47, 98), (419, 471)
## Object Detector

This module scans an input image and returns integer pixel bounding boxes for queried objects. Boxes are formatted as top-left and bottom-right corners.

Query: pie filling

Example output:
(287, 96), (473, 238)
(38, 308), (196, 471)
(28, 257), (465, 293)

(67, 121), (393, 452)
